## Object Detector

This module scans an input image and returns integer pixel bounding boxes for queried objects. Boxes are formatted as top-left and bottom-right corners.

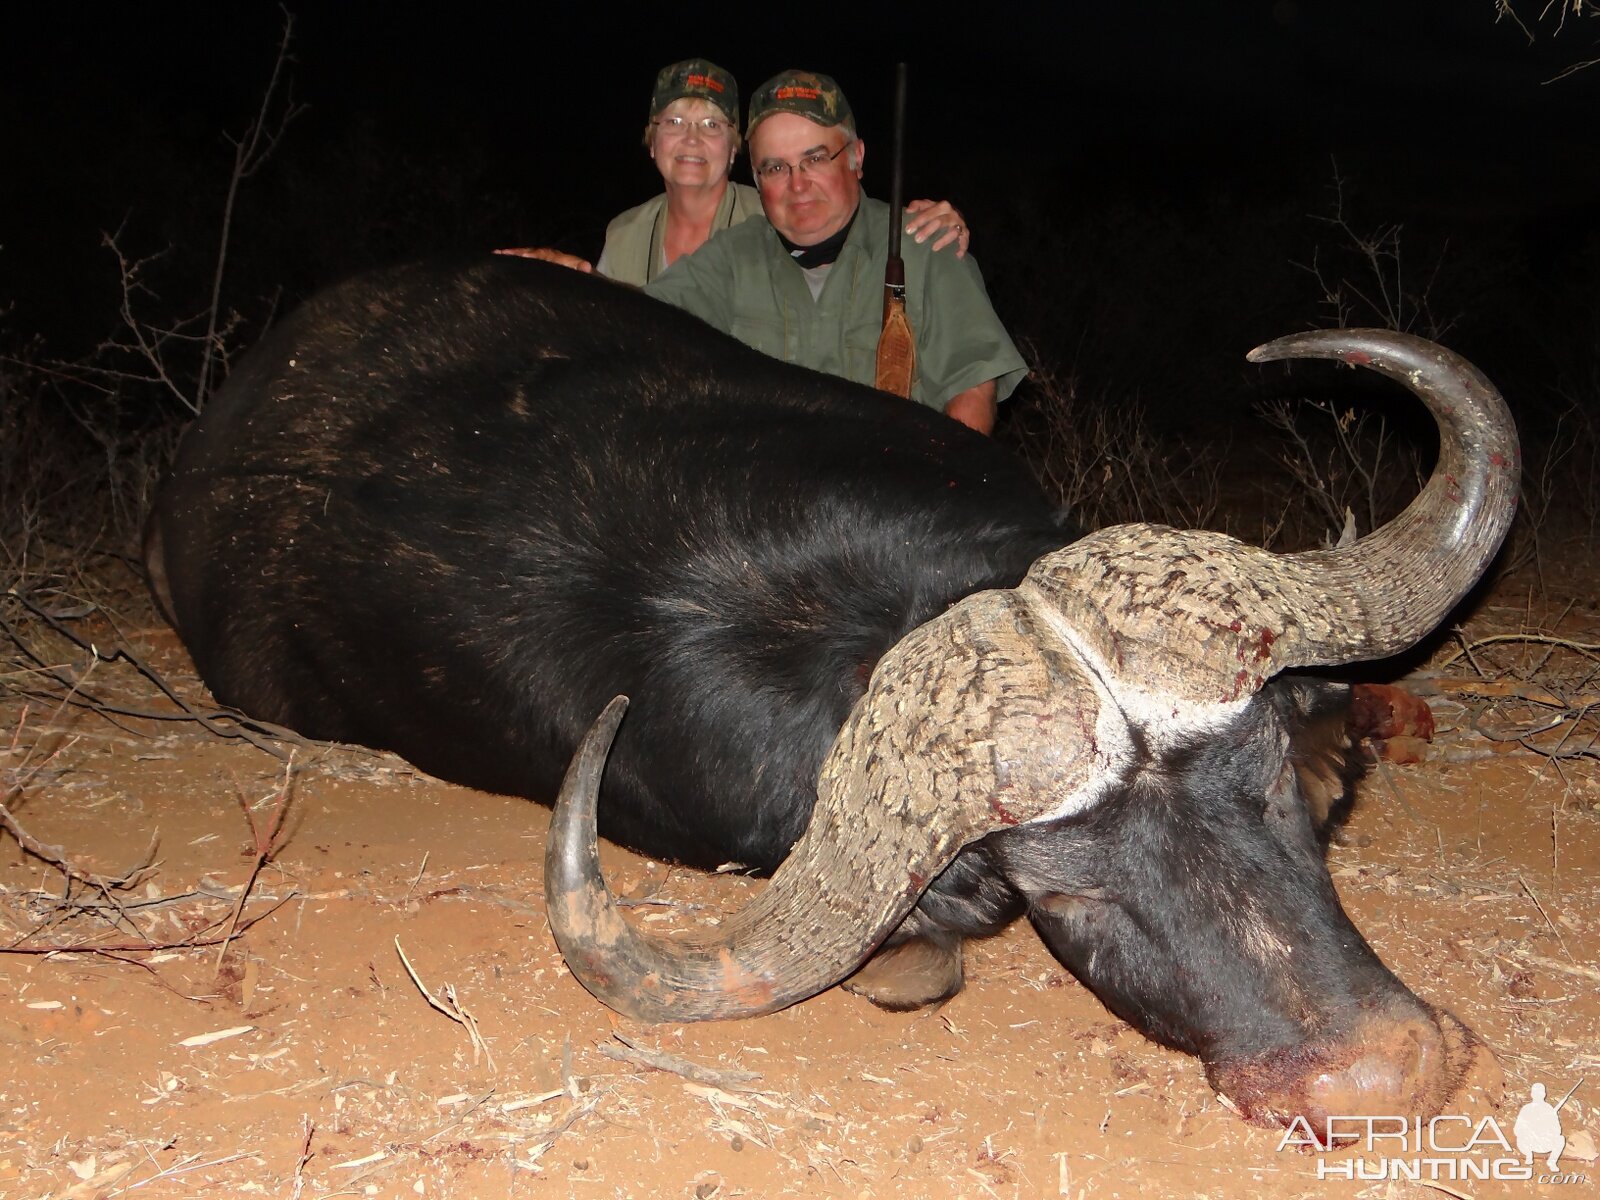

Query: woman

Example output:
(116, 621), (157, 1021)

(594, 58), (762, 285)
(506, 58), (971, 283)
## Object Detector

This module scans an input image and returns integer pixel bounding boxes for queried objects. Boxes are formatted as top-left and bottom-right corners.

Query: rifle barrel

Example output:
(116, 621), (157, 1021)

(888, 62), (906, 264)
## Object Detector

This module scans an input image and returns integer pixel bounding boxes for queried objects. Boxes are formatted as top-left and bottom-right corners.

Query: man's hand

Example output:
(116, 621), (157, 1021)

(944, 380), (997, 435)
(904, 199), (970, 258)
(495, 247), (594, 272)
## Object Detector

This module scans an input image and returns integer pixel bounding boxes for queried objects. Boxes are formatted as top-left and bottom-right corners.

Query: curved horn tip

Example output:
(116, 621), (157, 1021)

(1245, 327), (1441, 370)
(578, 694), (630, 762)
(1245, 329), (1322, 364)
(553, 695), (629, 818)
(592, 694), (630, 736)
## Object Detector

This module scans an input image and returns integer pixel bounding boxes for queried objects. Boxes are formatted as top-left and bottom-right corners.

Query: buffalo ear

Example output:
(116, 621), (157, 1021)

(1277, 678), (1365, 836)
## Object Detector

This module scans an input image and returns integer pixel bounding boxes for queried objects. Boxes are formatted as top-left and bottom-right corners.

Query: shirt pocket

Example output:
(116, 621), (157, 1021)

(729, 314), (790, 363)
(843, 327), (883, 391)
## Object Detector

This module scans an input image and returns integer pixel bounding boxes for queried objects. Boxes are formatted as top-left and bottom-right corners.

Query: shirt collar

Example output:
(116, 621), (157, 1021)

(774, 203), (861, 270)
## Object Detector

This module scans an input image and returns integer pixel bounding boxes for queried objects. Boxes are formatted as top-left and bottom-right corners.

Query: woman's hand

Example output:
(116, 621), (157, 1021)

(495, 247), (594, 272)
(903, 200), (970, 257)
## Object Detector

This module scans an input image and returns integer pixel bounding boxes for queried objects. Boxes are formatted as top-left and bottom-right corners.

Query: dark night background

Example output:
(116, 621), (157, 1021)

(3, 2), (1599, 540)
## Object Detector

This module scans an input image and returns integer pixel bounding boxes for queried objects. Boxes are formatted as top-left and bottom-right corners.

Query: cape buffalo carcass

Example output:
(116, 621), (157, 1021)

(144, 257), (1518, 1139)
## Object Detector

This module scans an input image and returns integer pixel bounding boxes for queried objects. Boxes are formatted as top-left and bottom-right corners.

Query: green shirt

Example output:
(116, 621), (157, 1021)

(596, 183), (765, 287)
(644, 195), (1027, 410)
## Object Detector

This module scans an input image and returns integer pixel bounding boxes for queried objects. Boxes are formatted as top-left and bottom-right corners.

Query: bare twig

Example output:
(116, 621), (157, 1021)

(1519, 874), (1576, 964)
(1, 708), (158, 894)
(420, 1087), (497, 1145)
(2, 597), (305, 759)
(402, 851), (430, 908)
(0, 802), (158, 895)
(1523, 954), (1600, 985)
(290, 1117), (315, 1200)
(515, 1090), (606, 1169)
(394, 937), (495, 1071)
(10, 878), (291, 916)
(2, 894), (296, 956)
(1004, 340), (1231, 536)
(214, 757), (297, 972)
(1437, 632), (1600, 669)
(1297, 164), (1455, 341)
(597, 1032), (763, 1090)
(1496, 0), (1600, 81)
(105, 1150), (261, 1197)
(1411, 675), (1600, 709)
(196, 7), (306, 410)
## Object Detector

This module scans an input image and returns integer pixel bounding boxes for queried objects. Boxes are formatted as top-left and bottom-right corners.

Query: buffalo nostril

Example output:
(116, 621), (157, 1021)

(1295, 1021), (1447, 1132)
(1307, 1051), (1414, 1112)
(1204, 1003), (1480, 1138)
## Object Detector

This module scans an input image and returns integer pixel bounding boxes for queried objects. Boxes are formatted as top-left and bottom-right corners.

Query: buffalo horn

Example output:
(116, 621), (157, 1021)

(546, 591), (1107, 1022)
(1020, 329), (1519, 707)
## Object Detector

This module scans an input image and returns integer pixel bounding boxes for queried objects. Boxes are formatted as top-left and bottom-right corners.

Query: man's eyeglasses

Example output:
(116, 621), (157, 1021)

(654, 116), (733, 139)
(754, 141), (852, 184)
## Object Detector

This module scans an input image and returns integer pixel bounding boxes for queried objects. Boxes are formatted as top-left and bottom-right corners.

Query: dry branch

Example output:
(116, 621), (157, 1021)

(2, 705), (158, 897)
(2, 780), (156, 894)
(1410, 631), (1600, 763)
(1522, 954), (1600, 985)
(2, 594), (308, 759)
(14, 878), (295, 916)
(104, 1150), (261, 1197)
(214, 757), (297, 971)
(598, 1031), (763, 1090)
(514, 1090), (607, 1170)
(2, 894), (296, 957)
(394, 936), (496, 1071)
(290, 1117), (315, 1200)
(1413, 675), (1600, 709)
(196, 7), (306, 410)
(1438, 632), (1600, 669)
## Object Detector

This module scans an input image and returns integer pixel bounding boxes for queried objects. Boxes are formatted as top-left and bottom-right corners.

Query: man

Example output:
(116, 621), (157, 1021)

(644, 70), (1025, 434)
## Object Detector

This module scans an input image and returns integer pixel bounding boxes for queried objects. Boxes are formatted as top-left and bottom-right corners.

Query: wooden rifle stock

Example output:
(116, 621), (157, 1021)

(874, 62), (915, 399)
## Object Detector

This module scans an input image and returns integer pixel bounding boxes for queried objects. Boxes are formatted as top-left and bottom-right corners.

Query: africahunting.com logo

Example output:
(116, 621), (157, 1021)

(1278, 1081), (1590, 1185)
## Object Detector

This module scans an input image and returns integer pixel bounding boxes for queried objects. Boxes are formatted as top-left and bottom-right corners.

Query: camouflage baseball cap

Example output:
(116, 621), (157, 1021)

(650, 59), (740, 128)
(747, 69), (855, 136)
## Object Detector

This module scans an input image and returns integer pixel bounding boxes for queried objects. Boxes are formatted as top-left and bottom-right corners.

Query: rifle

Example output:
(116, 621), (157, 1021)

(874, 62), (915, 399)
(1553, 1078), (1584, 1112)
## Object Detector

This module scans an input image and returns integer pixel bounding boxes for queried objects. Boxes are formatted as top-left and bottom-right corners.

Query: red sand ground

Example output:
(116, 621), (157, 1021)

(2, 571), (1596, 1200)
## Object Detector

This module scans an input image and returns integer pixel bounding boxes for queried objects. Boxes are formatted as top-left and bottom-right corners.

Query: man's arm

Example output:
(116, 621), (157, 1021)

(944, 380), (997, 435)
(908, 236), (1028, 420)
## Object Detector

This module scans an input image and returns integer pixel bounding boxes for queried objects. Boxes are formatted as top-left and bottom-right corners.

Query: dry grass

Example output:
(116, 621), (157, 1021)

(1001, 344), (1233, 536)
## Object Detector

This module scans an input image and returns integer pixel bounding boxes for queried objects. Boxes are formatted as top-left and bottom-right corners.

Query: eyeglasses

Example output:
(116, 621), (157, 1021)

(754, 141), (852, 184)
(653, 115), (733, 139)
